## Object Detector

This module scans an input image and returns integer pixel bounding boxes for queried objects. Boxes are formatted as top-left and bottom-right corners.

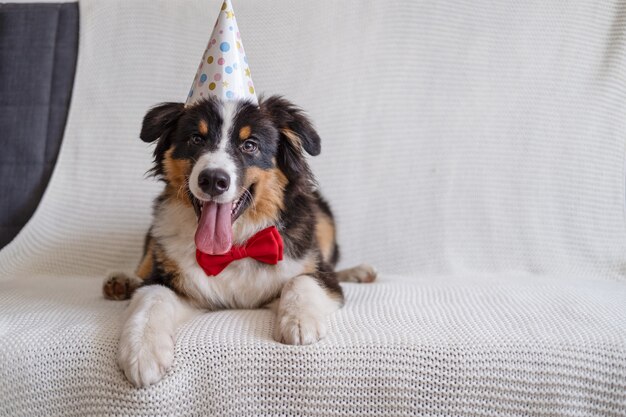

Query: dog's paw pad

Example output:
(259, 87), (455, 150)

(338, 264), (378, 283)
(103, 272), (138, 300)
(118, 334), (174, 388)
(274, 313), (327, 345)
(353, 264), (377, 283)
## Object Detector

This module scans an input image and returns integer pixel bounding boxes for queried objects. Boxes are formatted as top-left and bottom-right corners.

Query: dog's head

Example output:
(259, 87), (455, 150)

(140, 95), (321, 254)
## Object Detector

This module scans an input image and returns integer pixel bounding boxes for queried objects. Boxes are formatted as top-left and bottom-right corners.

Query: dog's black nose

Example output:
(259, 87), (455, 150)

(198, 169), (230, 196)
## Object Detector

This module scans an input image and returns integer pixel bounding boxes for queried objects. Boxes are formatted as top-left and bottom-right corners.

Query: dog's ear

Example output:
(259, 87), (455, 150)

(141, 102), (184, 177)
(140, 102), (185, 143)
(261, 96), (321, 178)
(261, 96), (321, 155)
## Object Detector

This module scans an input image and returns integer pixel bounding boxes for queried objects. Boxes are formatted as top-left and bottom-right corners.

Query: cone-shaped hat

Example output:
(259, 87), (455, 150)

(186, 0), (257, 106)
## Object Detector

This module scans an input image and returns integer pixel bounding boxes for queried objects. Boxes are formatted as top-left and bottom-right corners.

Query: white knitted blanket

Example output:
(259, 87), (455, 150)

(1, 0), (625, 415)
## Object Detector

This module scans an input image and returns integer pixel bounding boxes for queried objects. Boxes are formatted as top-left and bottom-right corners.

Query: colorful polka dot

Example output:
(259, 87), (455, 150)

(186, 0), (258, 105)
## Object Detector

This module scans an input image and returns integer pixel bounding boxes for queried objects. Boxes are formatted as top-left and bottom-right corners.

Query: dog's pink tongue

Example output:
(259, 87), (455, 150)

(195, 201), (233, 255)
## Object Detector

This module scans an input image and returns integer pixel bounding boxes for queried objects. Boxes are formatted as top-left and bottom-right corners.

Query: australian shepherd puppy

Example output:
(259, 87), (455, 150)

(103, 96), (376, 387)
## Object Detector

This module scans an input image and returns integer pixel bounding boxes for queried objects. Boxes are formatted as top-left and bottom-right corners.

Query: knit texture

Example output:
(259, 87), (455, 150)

(1, 0), (626, 415)
(1, 274), (625, 416)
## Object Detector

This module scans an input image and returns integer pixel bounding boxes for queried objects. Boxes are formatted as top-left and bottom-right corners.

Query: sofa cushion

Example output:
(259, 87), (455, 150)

(0, 3), (78, 249)
(1, 274), (624, 416)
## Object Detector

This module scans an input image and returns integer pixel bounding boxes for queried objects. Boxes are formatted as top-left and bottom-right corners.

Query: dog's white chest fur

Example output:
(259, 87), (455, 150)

(152, 199), (308, 309)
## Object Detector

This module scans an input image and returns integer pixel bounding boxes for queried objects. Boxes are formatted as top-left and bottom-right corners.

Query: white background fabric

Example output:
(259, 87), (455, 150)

(1, 1), (625, 415)
(2, 0), (626, 280)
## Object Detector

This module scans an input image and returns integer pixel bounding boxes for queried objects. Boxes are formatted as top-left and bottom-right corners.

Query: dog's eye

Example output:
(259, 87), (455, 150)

(189, 135), (204, 146)
(240, 139), (258, 154)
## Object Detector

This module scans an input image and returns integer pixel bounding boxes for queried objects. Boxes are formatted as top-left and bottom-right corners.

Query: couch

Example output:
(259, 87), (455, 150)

(1, 1), (625, 416)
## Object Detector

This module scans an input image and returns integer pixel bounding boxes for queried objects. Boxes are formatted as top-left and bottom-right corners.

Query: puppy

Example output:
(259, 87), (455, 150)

(103, 96), (376, 387)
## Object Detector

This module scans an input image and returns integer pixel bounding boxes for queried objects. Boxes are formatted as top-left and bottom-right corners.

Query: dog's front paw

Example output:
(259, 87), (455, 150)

(274, 311), (327, 345)
(103, 272), (141, 300)
(336, 263), (378, 283)
(117, 330), (174, 388)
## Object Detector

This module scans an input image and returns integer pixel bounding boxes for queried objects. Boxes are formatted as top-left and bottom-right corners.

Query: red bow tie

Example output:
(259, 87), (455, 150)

(196, 226), (284, 276)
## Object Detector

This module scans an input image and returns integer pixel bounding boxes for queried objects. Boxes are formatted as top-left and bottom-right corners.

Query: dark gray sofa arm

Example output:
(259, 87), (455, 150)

(0, 3), (78, 248)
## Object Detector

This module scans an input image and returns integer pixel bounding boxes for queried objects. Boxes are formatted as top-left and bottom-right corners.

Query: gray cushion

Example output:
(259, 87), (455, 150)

(0, 3), (78, 248)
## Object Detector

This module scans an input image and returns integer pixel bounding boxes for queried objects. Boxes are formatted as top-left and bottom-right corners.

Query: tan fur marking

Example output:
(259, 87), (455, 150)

(315, 213), (336, 264)
(171, 272), (188, 297)
(135, 239), (154, 279)
(163, 148), (192, 206)
(281, 128), (302, 151)
(198, 120), (209, 136)
(152, 244), (188, 294)
(239, 125), (252, 140)
(301, 253), (317, 276)
(241, 167), (289, 224)
(154, 245), (179, 275)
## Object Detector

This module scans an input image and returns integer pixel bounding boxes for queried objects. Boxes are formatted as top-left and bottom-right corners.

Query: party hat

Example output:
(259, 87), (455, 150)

(186, 0), (257, 106)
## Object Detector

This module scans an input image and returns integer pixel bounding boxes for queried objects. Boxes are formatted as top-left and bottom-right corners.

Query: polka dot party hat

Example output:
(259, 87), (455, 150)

(186, 0), (257, 107)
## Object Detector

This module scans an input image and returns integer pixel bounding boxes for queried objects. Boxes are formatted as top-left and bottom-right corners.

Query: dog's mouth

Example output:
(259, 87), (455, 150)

(191, 184), (255, 255)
